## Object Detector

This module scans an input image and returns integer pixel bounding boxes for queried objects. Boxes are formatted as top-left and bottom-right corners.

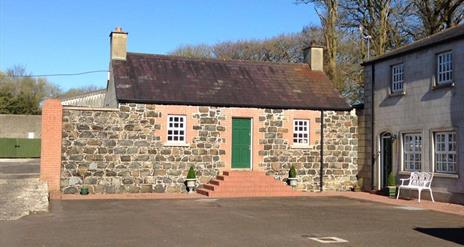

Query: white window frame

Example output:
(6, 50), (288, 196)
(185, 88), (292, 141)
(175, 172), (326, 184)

(403, 133), (422, 171)
(391, 63), (404, 93)
(167, 115), (186, 144)
(437, 51), (453, 85)
(293, 119), (309, 145)
(434, 131), (457, 174)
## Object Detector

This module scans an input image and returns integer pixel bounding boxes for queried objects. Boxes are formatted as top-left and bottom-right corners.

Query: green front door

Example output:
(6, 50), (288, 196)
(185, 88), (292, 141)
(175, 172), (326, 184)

(232, 118), (251, 169)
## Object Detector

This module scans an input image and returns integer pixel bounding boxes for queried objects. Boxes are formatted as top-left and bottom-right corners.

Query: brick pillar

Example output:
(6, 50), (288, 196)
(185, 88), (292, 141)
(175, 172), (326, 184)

(40, 99), (63, 196)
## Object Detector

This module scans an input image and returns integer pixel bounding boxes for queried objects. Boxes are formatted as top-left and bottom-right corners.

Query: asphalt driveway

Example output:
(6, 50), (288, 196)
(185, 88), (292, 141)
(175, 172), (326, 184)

(0, 197), (462, 247)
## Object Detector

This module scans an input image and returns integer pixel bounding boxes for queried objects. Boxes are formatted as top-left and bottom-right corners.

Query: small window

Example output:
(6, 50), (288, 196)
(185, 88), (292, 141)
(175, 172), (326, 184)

(391, 63), (404, 93)
(437, 51), (453, 85)
(293, 120), (309, 144)
(167, 115), (186, 143)
(435, 131), (457, 173)
(403, 133), (422, 171)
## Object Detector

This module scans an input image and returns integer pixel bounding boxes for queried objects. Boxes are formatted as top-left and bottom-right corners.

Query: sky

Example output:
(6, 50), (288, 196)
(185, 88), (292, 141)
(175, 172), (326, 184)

(0, 0), (319, 90)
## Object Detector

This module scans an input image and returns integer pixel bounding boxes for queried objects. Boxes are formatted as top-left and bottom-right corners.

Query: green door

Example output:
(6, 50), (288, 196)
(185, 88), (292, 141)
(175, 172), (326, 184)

(0, 138), (41, 158)
(232, 118), (251, 169)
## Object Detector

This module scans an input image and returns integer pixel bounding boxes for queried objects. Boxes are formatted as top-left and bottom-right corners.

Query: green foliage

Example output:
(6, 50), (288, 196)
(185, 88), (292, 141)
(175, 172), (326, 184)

(0, 66), (103, 115)
(187, 166), (196, 179)
(387, 173), (396, 187)
(289, 165), (297, 178)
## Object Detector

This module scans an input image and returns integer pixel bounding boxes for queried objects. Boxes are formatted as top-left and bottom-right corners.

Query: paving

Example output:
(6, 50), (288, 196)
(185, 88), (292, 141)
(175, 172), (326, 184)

(0, 159), (48, 220)
(0, 197), (462, 247)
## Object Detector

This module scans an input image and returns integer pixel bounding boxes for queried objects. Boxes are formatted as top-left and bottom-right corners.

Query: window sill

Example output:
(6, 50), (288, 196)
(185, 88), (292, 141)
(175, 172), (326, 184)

(389, 91), (406, 97)
(398, 171), (458, 179)
(433, 81), (455, 90)
(291, 144), (311, 149)
(164, 142), (190, 147)
(433, 173), (459, 179)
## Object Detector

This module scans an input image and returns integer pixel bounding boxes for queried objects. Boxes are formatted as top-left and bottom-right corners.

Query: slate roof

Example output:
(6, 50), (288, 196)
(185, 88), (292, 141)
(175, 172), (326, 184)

(111, 52), (351, 111)
(363, 24), (464, 65)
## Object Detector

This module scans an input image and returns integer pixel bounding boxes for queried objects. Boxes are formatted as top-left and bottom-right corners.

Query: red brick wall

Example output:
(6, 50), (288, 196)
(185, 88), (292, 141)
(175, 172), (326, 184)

(40, 99), (63, 194)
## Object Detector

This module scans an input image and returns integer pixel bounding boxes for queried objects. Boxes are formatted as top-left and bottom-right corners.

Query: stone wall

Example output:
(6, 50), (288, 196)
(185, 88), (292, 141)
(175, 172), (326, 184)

(61, 104), (358, 194)
(259, 110), (358, 191)
(61, 104), (226, 194)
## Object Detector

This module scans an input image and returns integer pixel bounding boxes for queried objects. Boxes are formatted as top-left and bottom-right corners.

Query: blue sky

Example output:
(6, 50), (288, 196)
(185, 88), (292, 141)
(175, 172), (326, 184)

(0, 0), (319, 90)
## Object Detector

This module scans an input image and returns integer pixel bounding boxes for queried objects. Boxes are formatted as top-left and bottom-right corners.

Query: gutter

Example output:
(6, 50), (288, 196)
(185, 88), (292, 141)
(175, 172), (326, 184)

(117, 98), (353, 112)
(320, 110), (324, 192)
(371, 63), (376, 190)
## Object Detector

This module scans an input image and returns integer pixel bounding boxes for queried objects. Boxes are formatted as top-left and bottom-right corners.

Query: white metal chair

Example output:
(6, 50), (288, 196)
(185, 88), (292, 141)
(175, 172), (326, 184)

(396, 172), (435, 203)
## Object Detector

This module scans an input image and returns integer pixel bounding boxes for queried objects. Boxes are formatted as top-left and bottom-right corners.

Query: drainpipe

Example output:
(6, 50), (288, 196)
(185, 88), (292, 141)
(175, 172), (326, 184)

(320, 110), (324, 192)
(371, 63), (376, 190)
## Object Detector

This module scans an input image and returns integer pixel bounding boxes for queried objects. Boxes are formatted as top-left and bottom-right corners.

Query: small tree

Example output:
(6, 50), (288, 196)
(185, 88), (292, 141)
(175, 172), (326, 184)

(289, 165), (297, 178)
(187, 166), (196, 179)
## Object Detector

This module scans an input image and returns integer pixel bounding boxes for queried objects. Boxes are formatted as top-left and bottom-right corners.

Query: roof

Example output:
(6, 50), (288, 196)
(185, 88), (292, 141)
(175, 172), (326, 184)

(363, 24), (464, 65)
(111, 53), (351, 111)
(60, 89), (106, 107)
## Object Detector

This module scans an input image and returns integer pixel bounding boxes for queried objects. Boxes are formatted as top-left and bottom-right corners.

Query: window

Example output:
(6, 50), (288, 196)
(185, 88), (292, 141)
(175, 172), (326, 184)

(167, 115), (186, 143)
(437, 51), (453, 84)
(403, 133), (422, 171)
(391, 63), (404, 93)
(435, 131), (457, 173)
(293, 120), (309, 144)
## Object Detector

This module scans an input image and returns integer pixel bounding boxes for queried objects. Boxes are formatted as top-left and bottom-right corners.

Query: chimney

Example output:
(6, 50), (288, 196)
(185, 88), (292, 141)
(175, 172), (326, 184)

(303, 42), (324, 71)
(110, 27), (128, 61)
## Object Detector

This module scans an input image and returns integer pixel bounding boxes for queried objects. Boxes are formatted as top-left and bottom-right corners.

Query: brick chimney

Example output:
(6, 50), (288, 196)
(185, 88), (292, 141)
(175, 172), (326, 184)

(303, 42), (324, 71)
(110, 27), (128, 61)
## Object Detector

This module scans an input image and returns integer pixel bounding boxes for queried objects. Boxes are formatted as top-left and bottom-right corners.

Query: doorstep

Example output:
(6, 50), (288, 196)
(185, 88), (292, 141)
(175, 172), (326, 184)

(54, 192), (206, 200)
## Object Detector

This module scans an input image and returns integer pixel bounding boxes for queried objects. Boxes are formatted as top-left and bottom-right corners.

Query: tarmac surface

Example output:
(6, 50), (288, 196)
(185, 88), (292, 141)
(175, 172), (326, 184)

(0, 196), (463, 247)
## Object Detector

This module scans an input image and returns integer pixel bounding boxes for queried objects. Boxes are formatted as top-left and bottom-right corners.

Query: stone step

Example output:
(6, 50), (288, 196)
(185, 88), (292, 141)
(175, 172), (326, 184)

(222, 171), (266, 176)
(197, 171), (294, 198)
(202, 183), (291, 192)
(216, 175), (275, 181)
(196, 188), (299, 198)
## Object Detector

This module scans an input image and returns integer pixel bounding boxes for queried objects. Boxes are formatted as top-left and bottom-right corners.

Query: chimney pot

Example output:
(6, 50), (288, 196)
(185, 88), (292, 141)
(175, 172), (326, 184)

(303, 43), (324, 71)
(110, 27), (128, 61)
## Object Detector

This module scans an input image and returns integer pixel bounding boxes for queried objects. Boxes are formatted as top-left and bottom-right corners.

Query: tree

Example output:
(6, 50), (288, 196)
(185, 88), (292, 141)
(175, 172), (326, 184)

(411, 0), (463, 38)
(60, 85), (104, 98)
(297, 0), (340, 89)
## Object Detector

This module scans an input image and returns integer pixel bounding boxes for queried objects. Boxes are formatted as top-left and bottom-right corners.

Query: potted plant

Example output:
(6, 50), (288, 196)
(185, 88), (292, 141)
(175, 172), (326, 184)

(78, 166), (89, 195)
(186, 166), (196, 192)
(288, 165), (297, 187)
(386, 172), (397, 198)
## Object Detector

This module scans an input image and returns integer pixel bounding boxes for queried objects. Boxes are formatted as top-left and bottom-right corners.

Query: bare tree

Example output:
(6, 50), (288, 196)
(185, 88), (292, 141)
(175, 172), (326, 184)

(297, 0), (341, 89)
(411, 0), (463, 38)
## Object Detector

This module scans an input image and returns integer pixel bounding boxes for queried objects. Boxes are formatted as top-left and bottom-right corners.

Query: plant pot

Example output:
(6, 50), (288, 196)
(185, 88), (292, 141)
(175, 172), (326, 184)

(386, 186), (397, 198)
(288, 177), (297, 187)
(186, 179), (196, 192)
(80, 187), (89, 195)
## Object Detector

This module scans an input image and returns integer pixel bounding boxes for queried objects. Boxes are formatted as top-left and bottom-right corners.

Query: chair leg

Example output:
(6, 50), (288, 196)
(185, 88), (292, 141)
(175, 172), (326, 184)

(396, 187), (401, 200)
(429, 189), (435, 203)
(418, 189), (421, 203)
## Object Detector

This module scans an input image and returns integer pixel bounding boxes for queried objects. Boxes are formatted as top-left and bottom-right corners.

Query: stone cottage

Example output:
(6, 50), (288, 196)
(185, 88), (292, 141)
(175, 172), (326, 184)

(40, 27), (358, 197)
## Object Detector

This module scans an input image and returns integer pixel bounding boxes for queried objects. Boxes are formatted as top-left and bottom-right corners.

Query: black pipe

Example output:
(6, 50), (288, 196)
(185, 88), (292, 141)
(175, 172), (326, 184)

(371, 63), (376, 190)
(320, 110), (324, 192)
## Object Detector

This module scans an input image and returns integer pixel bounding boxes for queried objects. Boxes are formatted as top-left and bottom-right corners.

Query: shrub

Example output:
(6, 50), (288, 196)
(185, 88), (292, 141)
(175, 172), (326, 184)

(289, 165), (297, 178)
(187, 166), (196, 179)
(387, 172), (396, 186)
